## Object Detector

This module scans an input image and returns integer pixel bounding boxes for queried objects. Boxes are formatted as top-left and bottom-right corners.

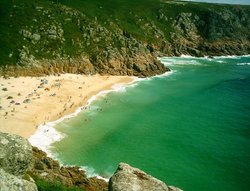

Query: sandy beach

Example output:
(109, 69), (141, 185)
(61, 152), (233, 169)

(0, 74), (133, 138)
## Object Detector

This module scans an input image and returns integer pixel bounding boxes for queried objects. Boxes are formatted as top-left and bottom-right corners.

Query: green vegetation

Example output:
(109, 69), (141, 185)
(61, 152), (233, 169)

(33, 176), (84, 191)
(0, 0), (249, 72)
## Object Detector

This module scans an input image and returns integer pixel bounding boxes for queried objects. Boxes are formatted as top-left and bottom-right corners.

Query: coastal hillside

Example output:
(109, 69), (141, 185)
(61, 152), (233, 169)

(0, 0), (249, 76)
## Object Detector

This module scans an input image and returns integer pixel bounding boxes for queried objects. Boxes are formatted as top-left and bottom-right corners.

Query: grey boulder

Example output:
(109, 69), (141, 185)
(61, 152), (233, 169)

(0, 168), (37, 191)
(109, 163), (182, 191)
(0, 132), (33, 176)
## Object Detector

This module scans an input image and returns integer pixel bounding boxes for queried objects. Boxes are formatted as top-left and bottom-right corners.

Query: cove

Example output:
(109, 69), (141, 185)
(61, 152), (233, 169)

(51, 56), (250, 191)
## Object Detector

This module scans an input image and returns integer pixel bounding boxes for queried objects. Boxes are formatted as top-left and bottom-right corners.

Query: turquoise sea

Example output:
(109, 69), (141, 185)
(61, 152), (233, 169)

(51, 56), (250, 191)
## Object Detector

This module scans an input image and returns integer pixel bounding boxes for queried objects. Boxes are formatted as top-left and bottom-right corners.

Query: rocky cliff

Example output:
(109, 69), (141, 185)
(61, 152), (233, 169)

(29, 146), (108, 191)
(0, 132), (181, 191)
(0, 132), (37, 191)
(0, 0), (249, 77)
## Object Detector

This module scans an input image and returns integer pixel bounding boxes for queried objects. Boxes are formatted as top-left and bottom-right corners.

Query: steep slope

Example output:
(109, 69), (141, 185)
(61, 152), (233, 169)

(0, 0), (249, 76)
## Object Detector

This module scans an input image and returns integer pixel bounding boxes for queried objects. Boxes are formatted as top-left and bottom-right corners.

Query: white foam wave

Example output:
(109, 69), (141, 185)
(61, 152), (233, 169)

(242, 54), (250, 57)
(123, 71), (174, 88)
(111, 84), (127, 93)
(160, 58), (202, 66)
(79, 166), (109, 181)
(160, 55), (250, 67)
(160, 54), (250, 60)
(29, 124), (64, 156)
(28, 107), (91, 156)
(153, 70), (175, 78)
(213, 55), (250, 59)
(135, 71), (174, 82)
(180, 54), (250, 59)
(217, 60), (225, 63)
(180, 54), (193, 58)
(237, 63), (250, 66)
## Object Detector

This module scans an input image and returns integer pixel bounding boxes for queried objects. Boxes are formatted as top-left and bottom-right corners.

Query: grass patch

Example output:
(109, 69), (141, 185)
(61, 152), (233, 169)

(33, 176), (84, 191)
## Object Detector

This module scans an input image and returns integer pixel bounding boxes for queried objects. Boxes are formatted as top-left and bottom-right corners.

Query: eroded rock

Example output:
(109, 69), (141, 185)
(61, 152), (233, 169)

(0, 132), (37, 191)
(29, 146), (108, 191)
(0, 169), (37, 191)
(0, 132), (32, 176)
(109, 163), (182, 191)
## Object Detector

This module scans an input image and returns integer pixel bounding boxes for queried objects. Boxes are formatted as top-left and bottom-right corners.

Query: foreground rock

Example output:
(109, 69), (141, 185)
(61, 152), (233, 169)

(109, 163), (182, 191)
(0, 132), (37, 191)
(29, 146), (108, 191)
(0, 132), (32, 176)
(0, 169), (37, 191)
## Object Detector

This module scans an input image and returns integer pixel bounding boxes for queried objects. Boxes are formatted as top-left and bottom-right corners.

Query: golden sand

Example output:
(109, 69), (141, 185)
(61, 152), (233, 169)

(0, 74), (133, 138)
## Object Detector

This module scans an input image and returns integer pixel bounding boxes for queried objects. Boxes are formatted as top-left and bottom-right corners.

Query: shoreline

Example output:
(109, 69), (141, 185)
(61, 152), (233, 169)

(0, 74), (134, 138)
(0, 70), (173, 179)
(28, 76), (140, 156)
(28, 70), (174, 178)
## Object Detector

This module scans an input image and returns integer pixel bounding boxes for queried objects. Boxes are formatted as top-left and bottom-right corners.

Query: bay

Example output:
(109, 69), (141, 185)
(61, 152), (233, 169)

(51, 56), (250, 191)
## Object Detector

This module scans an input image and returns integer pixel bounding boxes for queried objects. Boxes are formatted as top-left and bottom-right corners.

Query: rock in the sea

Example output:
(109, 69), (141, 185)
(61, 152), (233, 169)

(109, 163), (182, 191)
(0, 132), (33, 176)
(0, 168), (37, 191)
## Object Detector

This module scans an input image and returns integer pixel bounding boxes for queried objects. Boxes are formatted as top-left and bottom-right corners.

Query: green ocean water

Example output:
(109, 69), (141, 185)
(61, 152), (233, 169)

(51, 56), (250, 191)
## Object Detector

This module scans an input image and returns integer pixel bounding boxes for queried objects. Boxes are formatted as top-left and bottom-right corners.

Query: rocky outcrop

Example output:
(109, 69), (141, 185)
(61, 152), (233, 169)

(0, 132), (37, 191)
(0, 169), (38, 191)
(109, 163), (182, 191)
(29, 146), (108, 191)
(0, 53), (168, 78)
(0, 132), (32, 176)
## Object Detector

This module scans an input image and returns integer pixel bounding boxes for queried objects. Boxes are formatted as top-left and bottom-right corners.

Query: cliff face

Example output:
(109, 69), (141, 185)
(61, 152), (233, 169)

(168, 9), (250, 56)
(0, 0), (249, 77)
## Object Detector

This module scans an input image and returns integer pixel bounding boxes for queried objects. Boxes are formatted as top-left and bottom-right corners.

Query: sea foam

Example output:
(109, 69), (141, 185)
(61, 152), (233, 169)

(237, 63), (250, 66)
(160, 57), (202, 66)
(159, 55), (250, 67)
